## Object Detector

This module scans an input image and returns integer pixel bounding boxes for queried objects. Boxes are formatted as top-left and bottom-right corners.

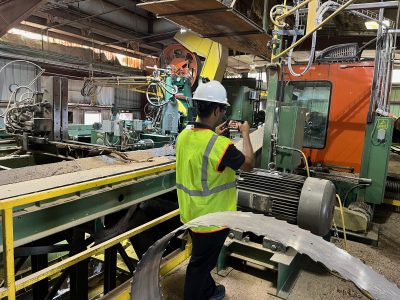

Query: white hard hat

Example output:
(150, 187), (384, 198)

(192, 80), (230, 106)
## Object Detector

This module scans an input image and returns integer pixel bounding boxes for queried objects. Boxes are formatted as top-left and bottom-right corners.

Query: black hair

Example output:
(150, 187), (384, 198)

(195, 100), (226, 118)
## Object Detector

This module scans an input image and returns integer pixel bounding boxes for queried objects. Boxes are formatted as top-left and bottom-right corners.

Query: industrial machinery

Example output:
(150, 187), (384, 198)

(133, 3), (400, 299)
(222, 77), (268, 127)
(272, 43), (397, 239)
(1, 1), (399, 299)
(85, 59), (195, 146)
(0, 58), (185, 300)
(237, 169), (335, 236)
(90, 119), (177, 150)
(1, 62), (68, 143)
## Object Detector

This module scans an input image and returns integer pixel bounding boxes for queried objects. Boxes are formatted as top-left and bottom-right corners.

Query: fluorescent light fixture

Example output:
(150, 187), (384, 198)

(365, 20), (390, 30)
(180, 28), (188, 33)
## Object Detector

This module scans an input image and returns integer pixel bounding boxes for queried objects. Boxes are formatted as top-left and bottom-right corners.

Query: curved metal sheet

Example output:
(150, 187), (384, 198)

(131, 212), (400, 300)
(131, 228), (182, 300)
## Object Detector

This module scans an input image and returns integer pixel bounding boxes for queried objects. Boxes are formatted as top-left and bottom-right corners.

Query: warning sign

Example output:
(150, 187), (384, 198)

(377, 119), (389, 130)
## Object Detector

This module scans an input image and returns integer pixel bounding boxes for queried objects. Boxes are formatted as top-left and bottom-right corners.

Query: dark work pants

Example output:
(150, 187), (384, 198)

(184, 228), (229, 300)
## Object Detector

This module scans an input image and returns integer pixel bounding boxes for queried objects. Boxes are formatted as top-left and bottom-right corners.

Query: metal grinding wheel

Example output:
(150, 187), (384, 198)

(297, 177), (336, 236)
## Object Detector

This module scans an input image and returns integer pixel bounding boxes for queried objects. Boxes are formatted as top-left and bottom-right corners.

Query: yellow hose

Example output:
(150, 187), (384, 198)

(336, 194), (347, 250)
(299, 149), (310, 177)
(276, 145), (310, 177)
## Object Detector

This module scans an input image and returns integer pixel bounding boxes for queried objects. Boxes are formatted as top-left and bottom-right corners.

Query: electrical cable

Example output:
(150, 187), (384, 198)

(336, 194), (347, 250)
(287, 0), (317, 77)
(276, 145), (310, 177)
(343, 184), (369, 207)
(287, 0), (341, 77)
(0, 60), (44, 118)
(273, 0), (356, 61)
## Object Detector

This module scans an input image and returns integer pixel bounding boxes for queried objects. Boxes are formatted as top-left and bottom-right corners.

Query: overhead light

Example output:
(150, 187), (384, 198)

(365, 20), (390, 30)
(180, 28), (188, 33)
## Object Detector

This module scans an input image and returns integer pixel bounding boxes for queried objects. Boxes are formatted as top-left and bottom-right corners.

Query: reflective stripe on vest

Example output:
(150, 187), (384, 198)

(176, 128), (237, 232)
(176, 134), (236, 196)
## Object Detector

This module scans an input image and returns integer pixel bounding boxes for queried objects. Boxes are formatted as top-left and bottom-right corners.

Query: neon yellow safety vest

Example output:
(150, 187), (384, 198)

(176, 126), (237, 232)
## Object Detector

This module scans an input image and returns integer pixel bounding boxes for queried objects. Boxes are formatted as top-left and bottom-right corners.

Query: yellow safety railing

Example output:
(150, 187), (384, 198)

(0, 162), (177, 300)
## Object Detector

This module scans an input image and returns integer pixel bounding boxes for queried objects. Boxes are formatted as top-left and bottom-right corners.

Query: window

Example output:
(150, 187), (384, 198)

(84, 111), (102, 125)
(286, 81), (332, 149)
(119, 112), (133, 121)
(68, 111), (73, 124)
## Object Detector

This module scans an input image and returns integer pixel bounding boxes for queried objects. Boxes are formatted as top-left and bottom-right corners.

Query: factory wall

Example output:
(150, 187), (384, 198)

(67, 79), (143, 124)
(0, 69), (144, 128)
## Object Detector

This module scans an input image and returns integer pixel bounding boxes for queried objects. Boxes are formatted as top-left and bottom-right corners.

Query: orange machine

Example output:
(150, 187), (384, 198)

(283, 61), (375, 173)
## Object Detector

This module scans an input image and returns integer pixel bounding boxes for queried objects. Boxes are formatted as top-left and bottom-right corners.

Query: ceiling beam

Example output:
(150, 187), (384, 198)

(22, 17), (160, 58)
(0, 0), (47, 37)
(15, 23), (150, 60)
(33, 7), (164, 52)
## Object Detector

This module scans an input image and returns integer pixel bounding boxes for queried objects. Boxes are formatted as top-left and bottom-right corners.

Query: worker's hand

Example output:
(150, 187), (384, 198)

(215, 121), (229, 136)
(237, 121), (250, 135)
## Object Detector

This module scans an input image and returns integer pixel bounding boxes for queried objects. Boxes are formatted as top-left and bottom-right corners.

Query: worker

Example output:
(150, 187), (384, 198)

(176, 80), (254, 300)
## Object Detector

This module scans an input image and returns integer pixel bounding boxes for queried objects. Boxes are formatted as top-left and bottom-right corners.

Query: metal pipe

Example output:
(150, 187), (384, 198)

(346, 1), (398, 10)
(276, 0), (313, 21)
(367, 8), (385, 122)
(272, 0), (355, 61)
(383, 34), (394, 112)
(262, 0), (268, 31)
(50, 140), (114, 150)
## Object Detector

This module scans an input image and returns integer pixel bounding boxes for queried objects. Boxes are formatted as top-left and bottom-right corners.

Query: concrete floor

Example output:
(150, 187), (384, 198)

(161, 206), (400, 299)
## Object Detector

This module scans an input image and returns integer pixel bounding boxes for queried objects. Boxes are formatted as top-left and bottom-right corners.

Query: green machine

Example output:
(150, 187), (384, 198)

(68, 124), (93, 142)
(260, 69), (307, 172)
(359, 116), (394, 204)
(223, 78), (266, 126)
(90, 119), (160, 151)
(275, 106), (307, 172)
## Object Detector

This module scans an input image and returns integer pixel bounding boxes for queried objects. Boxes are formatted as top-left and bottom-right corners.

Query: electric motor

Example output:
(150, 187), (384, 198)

(237, 169), (336, 236)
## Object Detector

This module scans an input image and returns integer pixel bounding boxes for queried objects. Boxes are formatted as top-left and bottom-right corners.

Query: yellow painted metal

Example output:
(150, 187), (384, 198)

(2, 208), (16, 300)
(272, 0), (355, 61)
(276, 0), (313, 22)
(306, 0), (318, 35)
(160, 241), (192, 276)
(114, 289), (130, 300)
(260, 91), (268, 97)
(101, 240), (192, 299)
(384, 199), (400, 207)
(0, 162), (176, 209)
(174, 32), (228, 81)
(0, 156), (176, 299)
(0, 209), (180, 299)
